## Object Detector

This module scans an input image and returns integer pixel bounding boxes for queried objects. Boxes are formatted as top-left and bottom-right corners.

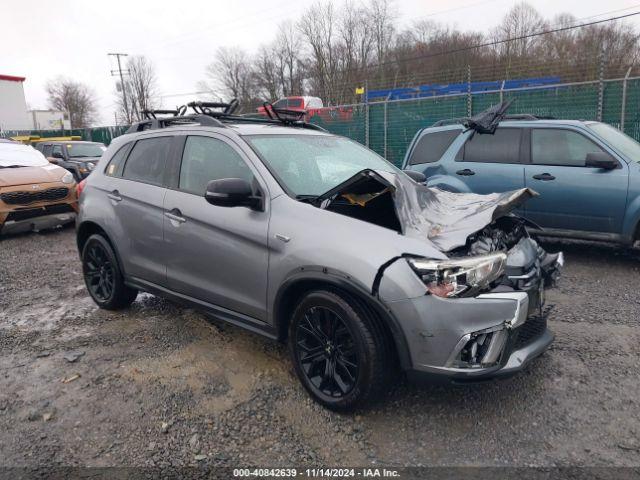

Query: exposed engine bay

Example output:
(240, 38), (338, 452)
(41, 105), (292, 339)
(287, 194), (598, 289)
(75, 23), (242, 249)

(309, 168), (563, 298)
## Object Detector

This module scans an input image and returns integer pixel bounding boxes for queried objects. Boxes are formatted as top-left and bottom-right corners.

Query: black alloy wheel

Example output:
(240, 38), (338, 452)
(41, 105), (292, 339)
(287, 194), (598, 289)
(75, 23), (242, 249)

(82, 234), (138, 310)
(289, 290), (390, 411)
(84, 242), (115, 302)
(295, 306), (360, 398)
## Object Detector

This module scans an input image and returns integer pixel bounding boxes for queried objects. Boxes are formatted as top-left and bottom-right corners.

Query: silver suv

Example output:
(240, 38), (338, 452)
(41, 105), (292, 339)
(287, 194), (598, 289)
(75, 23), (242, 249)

(77, 102), (562, 410)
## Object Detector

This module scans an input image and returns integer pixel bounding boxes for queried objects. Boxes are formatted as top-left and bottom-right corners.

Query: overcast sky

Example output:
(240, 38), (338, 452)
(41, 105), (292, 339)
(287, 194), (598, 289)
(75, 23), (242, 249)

(3, 0), (639, 125)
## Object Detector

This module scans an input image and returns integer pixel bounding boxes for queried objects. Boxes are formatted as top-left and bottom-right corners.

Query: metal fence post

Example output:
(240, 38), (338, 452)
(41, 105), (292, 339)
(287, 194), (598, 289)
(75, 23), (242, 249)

(597, 47), (606, 122)
(364, 80), (370, 148)
(466, 65), (472, 117)
(621, 67), (632, 131)
(500, 80), (505, 103)
(383, 96), (388, 159)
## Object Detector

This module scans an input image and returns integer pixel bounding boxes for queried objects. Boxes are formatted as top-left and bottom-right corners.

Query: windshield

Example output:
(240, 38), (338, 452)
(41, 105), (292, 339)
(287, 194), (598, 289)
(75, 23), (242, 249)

(587, 123), (640, 162)
(245, 134), (399, 196)
(0, 144), (49, 168)
(68, 143), (106, 158)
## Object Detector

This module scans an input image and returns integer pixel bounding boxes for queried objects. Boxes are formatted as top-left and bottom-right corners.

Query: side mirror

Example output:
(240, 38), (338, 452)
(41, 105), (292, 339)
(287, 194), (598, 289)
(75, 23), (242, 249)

(205, 178), (261, 209)
(403, 169), (427, 183)
(52, 151), (64, 159)
(585, 152), (618, 170)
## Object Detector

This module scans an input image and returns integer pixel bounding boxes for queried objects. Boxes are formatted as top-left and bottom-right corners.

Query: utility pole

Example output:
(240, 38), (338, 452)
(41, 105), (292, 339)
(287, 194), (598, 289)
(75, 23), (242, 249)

(108, 53), (130, 124)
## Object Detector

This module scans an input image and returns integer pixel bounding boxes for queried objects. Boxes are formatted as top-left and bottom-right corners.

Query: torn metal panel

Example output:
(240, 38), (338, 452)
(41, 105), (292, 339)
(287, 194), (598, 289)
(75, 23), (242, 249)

(316, 168), (538, 252)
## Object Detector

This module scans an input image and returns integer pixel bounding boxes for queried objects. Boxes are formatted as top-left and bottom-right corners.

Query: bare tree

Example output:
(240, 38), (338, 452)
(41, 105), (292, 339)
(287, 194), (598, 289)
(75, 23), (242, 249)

(203, 47), (256, 110)
(116, 56), (159, 123)
(490, 2), (547, 76)
(46, 77), (98, 128)
(275, 21), (305, 97)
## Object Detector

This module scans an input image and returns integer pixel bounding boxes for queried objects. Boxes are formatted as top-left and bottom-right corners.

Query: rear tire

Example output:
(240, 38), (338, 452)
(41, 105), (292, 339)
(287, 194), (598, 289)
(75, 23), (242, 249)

(288, 290), (388, 411)
(82, 234), (137, 310)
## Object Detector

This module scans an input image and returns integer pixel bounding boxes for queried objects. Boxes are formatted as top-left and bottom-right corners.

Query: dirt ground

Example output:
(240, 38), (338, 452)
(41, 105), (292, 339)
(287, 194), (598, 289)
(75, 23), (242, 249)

(1, 226), (639, 470)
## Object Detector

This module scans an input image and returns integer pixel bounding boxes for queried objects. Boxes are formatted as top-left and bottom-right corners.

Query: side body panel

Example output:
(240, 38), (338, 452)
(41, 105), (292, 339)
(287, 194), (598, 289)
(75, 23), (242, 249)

(523, 126), (629, 234)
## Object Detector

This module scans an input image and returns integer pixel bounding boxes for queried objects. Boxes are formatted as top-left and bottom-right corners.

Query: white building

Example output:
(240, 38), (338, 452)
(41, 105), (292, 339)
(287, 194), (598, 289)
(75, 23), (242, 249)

(0, 74), (71, 132)
(0, 74), (31, 131)
(29, 110), (71, 130)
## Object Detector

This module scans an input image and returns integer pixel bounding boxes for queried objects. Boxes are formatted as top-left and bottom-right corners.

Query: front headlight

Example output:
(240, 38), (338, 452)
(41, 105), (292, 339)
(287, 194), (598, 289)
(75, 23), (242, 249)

(61, 172), (74, 184)
(86, 162), (95, 171)
(407, 252), (507, 298)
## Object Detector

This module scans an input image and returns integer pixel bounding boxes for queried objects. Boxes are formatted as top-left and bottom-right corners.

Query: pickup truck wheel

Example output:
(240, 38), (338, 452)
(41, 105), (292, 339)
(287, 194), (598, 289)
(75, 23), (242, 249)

(82, 234), (137, 310)
(289, 290), (387, 411)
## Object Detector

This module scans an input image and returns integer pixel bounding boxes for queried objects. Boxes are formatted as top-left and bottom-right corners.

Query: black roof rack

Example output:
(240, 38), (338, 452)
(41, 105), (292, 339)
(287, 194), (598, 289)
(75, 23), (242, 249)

(431, 113), (555, 127)
(142, 107), (188, 119)
(126, 98), (326, 134)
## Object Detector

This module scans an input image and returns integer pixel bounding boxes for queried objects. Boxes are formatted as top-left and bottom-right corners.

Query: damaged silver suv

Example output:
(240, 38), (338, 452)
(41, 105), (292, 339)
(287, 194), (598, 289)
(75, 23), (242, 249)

(76, 101), (562, 410)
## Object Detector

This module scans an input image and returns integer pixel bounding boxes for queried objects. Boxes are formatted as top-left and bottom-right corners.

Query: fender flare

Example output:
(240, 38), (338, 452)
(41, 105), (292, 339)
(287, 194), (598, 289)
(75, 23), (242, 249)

(272, 267), (412, 370)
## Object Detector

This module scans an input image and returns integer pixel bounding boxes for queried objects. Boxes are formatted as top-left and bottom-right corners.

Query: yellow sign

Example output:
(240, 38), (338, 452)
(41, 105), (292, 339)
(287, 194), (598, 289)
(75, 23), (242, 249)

(355, 87), (365, 95)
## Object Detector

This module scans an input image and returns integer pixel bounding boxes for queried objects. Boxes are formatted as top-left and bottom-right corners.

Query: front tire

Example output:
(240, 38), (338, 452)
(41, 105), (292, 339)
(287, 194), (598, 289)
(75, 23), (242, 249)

(82, 234), (137, 309)
(288, 290), (389, 411)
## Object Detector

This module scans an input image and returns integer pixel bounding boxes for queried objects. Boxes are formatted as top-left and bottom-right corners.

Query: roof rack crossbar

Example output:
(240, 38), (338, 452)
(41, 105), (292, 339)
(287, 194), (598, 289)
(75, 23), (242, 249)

(125, 99), (326, 134)
(125, 114), (225, 133)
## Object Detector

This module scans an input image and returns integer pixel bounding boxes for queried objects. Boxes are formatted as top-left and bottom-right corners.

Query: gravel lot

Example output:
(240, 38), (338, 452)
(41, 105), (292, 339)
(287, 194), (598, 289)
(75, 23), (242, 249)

(1, 227), (639, 470)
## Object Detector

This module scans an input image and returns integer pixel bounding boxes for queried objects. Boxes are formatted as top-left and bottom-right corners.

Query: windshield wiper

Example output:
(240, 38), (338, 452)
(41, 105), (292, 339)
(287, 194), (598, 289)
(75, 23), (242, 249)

(295, 194), (318, 201)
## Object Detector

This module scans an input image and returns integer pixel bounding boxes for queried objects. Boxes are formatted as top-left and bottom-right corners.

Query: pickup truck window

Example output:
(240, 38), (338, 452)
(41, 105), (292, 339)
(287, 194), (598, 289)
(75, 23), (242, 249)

(532, 129), (604, 167)
(459, 128), (521, 164)
(408, 130), (460, 165)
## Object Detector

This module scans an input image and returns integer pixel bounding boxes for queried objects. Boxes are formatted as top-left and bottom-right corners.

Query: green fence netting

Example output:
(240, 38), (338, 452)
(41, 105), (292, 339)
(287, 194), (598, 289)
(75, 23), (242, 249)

(5, 78), (640, 167)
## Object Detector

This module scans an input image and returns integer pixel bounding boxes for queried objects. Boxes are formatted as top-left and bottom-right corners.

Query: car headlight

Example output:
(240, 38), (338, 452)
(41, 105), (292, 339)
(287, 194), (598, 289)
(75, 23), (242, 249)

(407, 252), (507, 298)
(61, 172), (75, 184)
(86, 162), (95, 171)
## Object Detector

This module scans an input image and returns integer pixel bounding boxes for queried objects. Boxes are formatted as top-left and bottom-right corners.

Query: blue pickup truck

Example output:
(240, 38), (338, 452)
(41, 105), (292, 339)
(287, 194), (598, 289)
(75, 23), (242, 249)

(403, 118), (640, 245)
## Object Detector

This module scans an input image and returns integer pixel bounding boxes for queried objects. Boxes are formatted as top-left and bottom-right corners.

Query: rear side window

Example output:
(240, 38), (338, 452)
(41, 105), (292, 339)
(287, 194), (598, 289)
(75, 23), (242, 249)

(122, 137), (171, 186)
(531, 129), (605, 167)
(105, 143), (131, 177)
(52, 145), (63, 158)
(459, 128), (521, 164)
(42, 144), (52, 156)
(408, 130), (460, 165)
(179, 136), (253, 195)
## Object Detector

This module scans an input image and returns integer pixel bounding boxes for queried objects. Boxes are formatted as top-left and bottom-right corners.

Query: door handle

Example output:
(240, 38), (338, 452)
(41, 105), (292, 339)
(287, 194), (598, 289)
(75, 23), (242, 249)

(165, 208), (186, 224)
(456, 169), (475, 176)
(532, 173), (556, 181)
(107, 190), (122, 202)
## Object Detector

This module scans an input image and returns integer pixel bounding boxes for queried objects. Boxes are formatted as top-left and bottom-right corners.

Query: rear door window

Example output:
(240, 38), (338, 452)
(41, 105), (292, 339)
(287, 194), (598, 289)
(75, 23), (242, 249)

(531, 129), (605, 167)
(105, 143), (132, 177)
(122, 137), (172, 186)
(408, 130), (460, 165)
(459, 128), (522, 164)
(42, 144), (52, 157)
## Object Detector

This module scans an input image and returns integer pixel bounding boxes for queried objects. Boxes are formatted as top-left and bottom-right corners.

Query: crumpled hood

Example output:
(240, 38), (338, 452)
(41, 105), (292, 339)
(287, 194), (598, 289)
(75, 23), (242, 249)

(317, 169), (537, 253)
(384, 171), (537, 251)
(0, 164), (67, 188)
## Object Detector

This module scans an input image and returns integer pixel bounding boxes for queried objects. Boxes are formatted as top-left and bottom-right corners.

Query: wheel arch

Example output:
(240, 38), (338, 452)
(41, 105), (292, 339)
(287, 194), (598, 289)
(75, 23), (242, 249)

(273, 271), (412, 370)
(76, 221), (126, 275)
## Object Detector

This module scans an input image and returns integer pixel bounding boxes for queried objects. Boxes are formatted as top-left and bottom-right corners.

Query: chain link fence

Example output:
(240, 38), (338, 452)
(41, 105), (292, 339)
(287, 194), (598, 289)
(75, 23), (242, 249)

(4, 77), (640, 168)
(308, 75), (640, 166)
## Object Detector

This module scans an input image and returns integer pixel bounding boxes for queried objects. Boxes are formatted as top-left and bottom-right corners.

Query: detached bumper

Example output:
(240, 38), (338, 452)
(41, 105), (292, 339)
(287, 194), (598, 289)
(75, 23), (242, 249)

(387, 288), (553, 383)
(0, 211), (76, 235)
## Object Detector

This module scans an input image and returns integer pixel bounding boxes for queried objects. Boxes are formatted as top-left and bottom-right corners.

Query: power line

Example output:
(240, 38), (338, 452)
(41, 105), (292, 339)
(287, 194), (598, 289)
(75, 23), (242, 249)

(367, 10), (640, 70)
